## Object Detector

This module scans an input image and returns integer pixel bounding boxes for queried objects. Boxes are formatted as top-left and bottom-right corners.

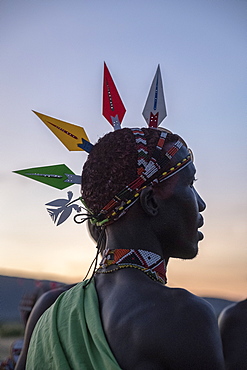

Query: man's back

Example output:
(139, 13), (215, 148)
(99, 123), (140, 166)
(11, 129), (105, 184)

(95, 268), (224, 370)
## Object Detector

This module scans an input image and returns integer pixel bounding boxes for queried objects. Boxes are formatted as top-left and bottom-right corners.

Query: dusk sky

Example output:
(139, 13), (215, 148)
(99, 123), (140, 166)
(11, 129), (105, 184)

(1, 0), (246, 300)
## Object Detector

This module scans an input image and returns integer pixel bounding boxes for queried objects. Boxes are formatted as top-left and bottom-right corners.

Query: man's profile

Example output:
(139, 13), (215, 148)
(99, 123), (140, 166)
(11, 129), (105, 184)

(26, 127), (224, 369)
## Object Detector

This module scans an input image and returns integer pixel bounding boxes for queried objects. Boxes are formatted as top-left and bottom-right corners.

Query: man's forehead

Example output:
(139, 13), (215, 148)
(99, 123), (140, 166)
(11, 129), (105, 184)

(180, 161), (196, 180)
(165, 147), (196, 183)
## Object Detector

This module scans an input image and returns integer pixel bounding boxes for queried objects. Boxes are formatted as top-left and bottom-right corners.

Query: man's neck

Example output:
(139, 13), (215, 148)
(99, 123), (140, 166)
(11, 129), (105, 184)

(105, 216), (168, 264)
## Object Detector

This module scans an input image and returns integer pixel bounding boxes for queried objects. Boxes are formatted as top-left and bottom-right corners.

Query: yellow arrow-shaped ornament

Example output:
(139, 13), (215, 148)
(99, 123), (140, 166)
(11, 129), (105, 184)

(33, 111), (92, 152)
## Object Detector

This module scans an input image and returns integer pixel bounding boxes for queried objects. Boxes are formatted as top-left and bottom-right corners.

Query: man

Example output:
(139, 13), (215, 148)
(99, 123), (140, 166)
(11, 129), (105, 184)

(218, 298), (247, 370)
(26, 127), (224, 369)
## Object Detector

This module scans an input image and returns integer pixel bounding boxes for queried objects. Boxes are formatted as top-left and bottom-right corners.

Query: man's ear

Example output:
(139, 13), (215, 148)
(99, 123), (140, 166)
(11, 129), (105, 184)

(139, 186), (159, 216)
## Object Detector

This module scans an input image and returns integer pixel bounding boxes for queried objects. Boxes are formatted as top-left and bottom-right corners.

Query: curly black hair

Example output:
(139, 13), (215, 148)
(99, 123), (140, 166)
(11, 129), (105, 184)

(81, 127), (183, 215)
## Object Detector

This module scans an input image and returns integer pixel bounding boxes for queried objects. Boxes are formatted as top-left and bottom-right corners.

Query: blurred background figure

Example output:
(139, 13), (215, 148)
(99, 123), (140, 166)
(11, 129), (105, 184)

(15, 283), (76, 370)
(218, 298), (247, 370)
(0, 280), (65, 369)
(19, 280), (63, 326)
(0, 339), (23, 370)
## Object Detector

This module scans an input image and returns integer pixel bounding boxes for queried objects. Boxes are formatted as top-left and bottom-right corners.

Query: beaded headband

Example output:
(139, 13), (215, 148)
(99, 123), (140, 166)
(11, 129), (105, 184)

(14, 63), (192, 226)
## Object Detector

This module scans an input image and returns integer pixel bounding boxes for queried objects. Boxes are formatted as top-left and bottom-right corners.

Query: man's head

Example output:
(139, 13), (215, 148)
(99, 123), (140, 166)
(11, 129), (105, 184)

(81, 127), (193, 222)
(81, 127), (206, 259)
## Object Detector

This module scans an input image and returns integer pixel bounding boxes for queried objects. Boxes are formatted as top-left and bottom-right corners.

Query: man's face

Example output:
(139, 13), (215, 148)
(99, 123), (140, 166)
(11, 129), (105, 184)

(154, 146), (206, 260)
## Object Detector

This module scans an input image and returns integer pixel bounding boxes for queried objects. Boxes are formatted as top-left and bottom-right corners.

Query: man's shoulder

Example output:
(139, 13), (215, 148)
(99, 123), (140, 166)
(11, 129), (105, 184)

(220, 299), (247, 319)
(145, 284), (213, 312)
(146, 285), (216, 329)
(120, 284), (218, 350)
(131, 286), (224, 369)
(97, 275), (224, 369)
(139, 286), (218, 346)
(219, 299), (247, 331)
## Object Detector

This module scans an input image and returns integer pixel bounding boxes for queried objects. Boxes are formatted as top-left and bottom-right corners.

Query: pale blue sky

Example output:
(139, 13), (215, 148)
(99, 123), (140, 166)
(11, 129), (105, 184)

(0, 0), (246, 299)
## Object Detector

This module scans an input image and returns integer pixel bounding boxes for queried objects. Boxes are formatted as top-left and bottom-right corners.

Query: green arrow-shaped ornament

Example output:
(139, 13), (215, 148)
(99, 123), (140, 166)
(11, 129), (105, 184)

(13, 164), (81, 190)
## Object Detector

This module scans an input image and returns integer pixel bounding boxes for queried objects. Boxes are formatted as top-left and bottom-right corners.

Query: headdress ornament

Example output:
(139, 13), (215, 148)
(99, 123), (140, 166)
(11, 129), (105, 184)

(102, 62), (126, 130)
(142, 65), (167, 127)
(14, 63), (192, 226)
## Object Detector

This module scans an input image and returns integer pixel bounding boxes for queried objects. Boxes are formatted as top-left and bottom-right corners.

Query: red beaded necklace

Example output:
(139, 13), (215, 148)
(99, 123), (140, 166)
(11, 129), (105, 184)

(96, 248), (167, 285)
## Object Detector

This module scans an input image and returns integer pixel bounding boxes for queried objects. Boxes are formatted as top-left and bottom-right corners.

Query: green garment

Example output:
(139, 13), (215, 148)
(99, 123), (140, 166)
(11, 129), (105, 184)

(26, 279), (121, 370)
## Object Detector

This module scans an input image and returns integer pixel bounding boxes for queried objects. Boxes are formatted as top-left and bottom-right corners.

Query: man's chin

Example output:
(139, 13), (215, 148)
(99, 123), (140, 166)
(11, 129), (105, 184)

(185, 243), (199, 259)
(172, 246), (199, 260)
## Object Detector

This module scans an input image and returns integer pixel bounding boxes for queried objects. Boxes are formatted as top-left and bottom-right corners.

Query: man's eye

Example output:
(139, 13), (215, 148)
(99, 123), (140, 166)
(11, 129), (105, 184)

(190, 178), (198, 187)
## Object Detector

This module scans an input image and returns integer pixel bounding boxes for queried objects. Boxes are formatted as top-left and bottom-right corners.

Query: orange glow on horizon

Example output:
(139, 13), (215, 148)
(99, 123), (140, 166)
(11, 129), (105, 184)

(1, 261), (245, 302)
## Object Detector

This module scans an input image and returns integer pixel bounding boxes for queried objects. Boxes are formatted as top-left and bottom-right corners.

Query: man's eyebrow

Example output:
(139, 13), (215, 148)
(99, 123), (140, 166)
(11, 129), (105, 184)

(189, 166), (196, 179)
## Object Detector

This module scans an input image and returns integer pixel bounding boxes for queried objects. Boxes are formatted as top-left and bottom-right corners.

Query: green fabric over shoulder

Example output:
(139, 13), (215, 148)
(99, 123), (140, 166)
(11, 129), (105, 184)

(26, 279), (121, 370)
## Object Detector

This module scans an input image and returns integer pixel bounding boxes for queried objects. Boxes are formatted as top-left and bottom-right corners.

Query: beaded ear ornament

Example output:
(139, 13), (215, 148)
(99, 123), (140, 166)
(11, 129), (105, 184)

(14, 63), (192, 226)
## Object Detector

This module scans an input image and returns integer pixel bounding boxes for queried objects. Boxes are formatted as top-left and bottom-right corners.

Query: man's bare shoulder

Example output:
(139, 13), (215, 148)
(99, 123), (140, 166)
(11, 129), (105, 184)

(218, 299), (247, 339)
(219, 298), (247, 325)
(97, 273), (224, 370)
(135, 286), (224, 369)
(162, 285), (215, 316)
(218, 299), (247, 369)
(141, 285), (217, 334)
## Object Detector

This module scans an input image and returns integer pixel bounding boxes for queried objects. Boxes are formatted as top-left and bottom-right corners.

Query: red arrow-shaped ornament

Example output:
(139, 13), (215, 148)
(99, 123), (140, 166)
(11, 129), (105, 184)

(102, 62), (126, 130)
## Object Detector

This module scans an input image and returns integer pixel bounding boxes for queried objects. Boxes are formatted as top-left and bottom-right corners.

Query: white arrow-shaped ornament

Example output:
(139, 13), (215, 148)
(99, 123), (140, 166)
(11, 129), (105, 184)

(142, 65), (167, 128)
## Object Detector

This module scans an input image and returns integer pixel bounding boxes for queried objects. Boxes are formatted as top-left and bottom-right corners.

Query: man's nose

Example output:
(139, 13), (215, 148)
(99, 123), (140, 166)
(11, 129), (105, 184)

(195, 190), (206, 212)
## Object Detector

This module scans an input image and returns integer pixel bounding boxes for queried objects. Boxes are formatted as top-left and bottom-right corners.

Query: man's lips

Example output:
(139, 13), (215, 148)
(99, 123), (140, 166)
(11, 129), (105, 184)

(197, 215), (204, 229)
(198, 230), (204, 241)
(197, 215), (204, 240)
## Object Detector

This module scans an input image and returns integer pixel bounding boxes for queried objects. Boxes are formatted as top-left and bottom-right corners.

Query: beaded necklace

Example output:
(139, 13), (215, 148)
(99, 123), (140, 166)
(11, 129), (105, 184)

(96, 248), (167, 285)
